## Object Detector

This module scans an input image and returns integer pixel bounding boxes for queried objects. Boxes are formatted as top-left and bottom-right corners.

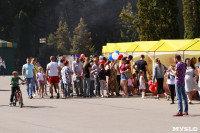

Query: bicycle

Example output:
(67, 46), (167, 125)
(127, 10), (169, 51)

(10, 82), (25, 108)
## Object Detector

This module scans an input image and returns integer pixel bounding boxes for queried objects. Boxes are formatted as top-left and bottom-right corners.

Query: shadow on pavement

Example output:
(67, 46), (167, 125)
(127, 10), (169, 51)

(186, 114), (200, 117)
(0, 90), (10, 91)
(24, 105), (56, 109)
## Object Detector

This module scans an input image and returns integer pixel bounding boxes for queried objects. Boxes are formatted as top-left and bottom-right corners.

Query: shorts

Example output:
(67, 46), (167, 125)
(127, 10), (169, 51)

(49, 76), (60, 84)
(121, 74), (127, 81)
(39, 80), (44, 83)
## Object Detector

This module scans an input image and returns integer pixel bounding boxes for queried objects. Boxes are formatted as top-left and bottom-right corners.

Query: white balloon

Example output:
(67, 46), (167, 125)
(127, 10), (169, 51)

(112, 52), (119, 60)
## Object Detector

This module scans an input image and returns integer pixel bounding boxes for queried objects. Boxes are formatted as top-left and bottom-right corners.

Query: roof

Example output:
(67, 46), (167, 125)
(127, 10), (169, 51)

(0, 40), (17, 48)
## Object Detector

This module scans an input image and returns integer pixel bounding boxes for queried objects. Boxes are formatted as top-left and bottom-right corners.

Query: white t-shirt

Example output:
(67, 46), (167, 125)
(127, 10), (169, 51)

(166, 72), (175, 85)
(37, 72), (45, 81)
(47, 62), (59, 76)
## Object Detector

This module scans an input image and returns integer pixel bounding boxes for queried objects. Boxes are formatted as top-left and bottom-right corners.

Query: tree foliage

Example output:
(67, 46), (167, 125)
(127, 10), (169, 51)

(71, 18), (95, 56)
(183, 0), (200, 39)
(119, 2), (138, 42)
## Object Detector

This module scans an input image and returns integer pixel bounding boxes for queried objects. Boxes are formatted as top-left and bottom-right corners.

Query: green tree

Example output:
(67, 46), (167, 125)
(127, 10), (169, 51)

(121, 0), (179, 41)
(54, 21), (71, 55)
(183, 0), (200, 38)
(14, 10), (33, 61)
(71, 18), (95, 56)
(119, 2), (138, 42)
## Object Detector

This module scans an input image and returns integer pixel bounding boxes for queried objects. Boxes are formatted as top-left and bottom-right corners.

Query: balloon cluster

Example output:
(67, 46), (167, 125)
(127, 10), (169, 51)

(148, 80), (157, 95)
(108, 50), (124, 60)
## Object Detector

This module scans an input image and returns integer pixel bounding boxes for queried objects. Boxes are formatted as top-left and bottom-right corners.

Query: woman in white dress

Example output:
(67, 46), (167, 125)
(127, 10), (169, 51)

(185, 58), (199, 104)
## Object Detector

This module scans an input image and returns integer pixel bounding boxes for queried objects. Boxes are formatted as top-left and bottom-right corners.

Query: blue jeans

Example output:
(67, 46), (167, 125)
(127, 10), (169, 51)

(26, 78), (34, 97)
(94, 77), (100, 95)
(64, 84), (70, 97)
(175, 84), (188, 114)
(83, 77), (90, 97)
(90, 80), (94, 95)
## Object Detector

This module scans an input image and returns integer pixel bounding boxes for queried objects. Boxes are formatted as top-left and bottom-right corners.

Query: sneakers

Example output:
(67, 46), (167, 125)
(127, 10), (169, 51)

(173, 113), (183, 116)
(183, 112), (189, 115)
(50, 96), (54, 99)
(155, 97), (159, 100)
(166, 95), (170, 100)
(9, 102), (12, 107)
(170, 102), (175, 104)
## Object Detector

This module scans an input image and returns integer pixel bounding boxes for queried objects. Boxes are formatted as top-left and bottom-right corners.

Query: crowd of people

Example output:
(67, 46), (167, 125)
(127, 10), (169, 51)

(9, 54), (200, 116)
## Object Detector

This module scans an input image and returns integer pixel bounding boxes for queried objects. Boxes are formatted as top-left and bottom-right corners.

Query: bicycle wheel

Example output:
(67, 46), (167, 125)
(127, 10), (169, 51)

(13, 94), (17, 106)
(19, 93), (23, 108)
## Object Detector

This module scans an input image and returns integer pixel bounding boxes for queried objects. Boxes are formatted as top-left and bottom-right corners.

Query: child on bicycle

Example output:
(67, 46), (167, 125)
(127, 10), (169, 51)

(10, 71), (24, 106)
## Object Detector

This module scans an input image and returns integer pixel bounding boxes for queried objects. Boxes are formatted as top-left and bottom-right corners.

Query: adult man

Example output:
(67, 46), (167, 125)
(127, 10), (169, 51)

(72, 54), (83, 96)
(133, 55), (150, 88)
(171, 55), (188, 116)
(22, 57), (36, 99)
(46, 56), (61, 99)
(92, 57), (100, 97)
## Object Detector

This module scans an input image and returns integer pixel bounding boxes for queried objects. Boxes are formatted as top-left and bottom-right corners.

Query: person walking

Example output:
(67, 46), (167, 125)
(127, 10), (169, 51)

(171, 55), (188, 116)
(72, 54), (83, 96)
(185, 58), (199, 104)
(22, 57), (36, 99)
(92, 58), (100, 97)
(153, 58), (169, 100)
(46, 56), (61, 99)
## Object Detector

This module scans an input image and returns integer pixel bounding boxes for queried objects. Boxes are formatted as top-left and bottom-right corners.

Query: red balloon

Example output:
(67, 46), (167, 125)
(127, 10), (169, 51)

(149, 85), (156, 93)
(100, 60), (105, 65)
(81, 54), (85, 58)
(118, 54), (123, 60)
(148, 80), (153, 86)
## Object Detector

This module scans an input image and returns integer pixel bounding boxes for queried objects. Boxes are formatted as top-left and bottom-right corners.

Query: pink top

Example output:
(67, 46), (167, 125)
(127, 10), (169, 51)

(120, 64), (127, 71)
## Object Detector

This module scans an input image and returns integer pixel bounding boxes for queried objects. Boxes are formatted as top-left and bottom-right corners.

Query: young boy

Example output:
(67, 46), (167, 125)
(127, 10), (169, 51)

(10, 71), (24, 106)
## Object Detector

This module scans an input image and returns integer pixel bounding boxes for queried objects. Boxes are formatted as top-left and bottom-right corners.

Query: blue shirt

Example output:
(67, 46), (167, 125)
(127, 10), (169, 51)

(22, 64), (34, 78)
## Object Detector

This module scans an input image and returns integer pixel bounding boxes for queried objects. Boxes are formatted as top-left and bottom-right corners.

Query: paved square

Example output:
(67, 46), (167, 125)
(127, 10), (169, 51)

(0, 76), (199, 133)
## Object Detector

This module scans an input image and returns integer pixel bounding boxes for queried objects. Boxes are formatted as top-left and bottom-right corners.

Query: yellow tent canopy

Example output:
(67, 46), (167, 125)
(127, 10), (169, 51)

(102, 46), (106, 54)
(179, 38), (200, 51)
(106, 43), (120, 53)
(134, 41), (158, 52)
(116, 42), (134, 52)
(148, 39), (193, 52)
(126, 42), (138, 52)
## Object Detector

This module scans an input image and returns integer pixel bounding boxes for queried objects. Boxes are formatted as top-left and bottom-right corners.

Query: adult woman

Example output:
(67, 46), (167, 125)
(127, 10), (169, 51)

(153, 58), (169, 100)
(185, 58), (199, 104)
(83, 57), (92, 97)
(120, 57), (130, 97)
(31, 58), (39, 97)
(108, 60), (120, 96)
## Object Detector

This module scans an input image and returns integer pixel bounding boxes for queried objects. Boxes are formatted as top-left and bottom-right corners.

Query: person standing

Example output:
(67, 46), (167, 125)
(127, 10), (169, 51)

(166, 65), (176, 104)
(153, 58), (169, 100)
(31, 58), (39, 97)
(22, 57), (36, 99)
(72, 54), (83, 97)
(83, 57), (92, 97)
(92, 58), (100, 97)
(185, 58), (199, 104)
(133, 55), (150, 89)
(171, 55), (188, 116)
(46, 56), (61, 99)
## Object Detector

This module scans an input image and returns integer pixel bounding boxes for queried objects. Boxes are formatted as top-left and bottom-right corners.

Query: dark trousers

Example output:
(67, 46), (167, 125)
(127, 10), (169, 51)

(117, 75), (122, 91)
(168, 84), (175, 102)
(10, 87), (19, 102)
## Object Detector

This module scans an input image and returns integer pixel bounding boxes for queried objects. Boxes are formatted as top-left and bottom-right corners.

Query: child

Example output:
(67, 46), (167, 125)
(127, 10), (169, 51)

(99, 64), (109, 97)
(37, 67), (45, 98)
(132, 73), (138, 95)
(139, 70), (148, 99)
(166, 65), (176, 104)
(61, 61), (72, 98)
(10, 71), (24, 106)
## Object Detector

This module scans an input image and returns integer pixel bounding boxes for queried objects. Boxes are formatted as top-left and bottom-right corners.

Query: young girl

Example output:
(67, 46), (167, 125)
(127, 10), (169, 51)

(132, 73), (138, 95)
(99, 64), (109, 97)
(139, 70), (148, 99)
(37, 67), (45, 98)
